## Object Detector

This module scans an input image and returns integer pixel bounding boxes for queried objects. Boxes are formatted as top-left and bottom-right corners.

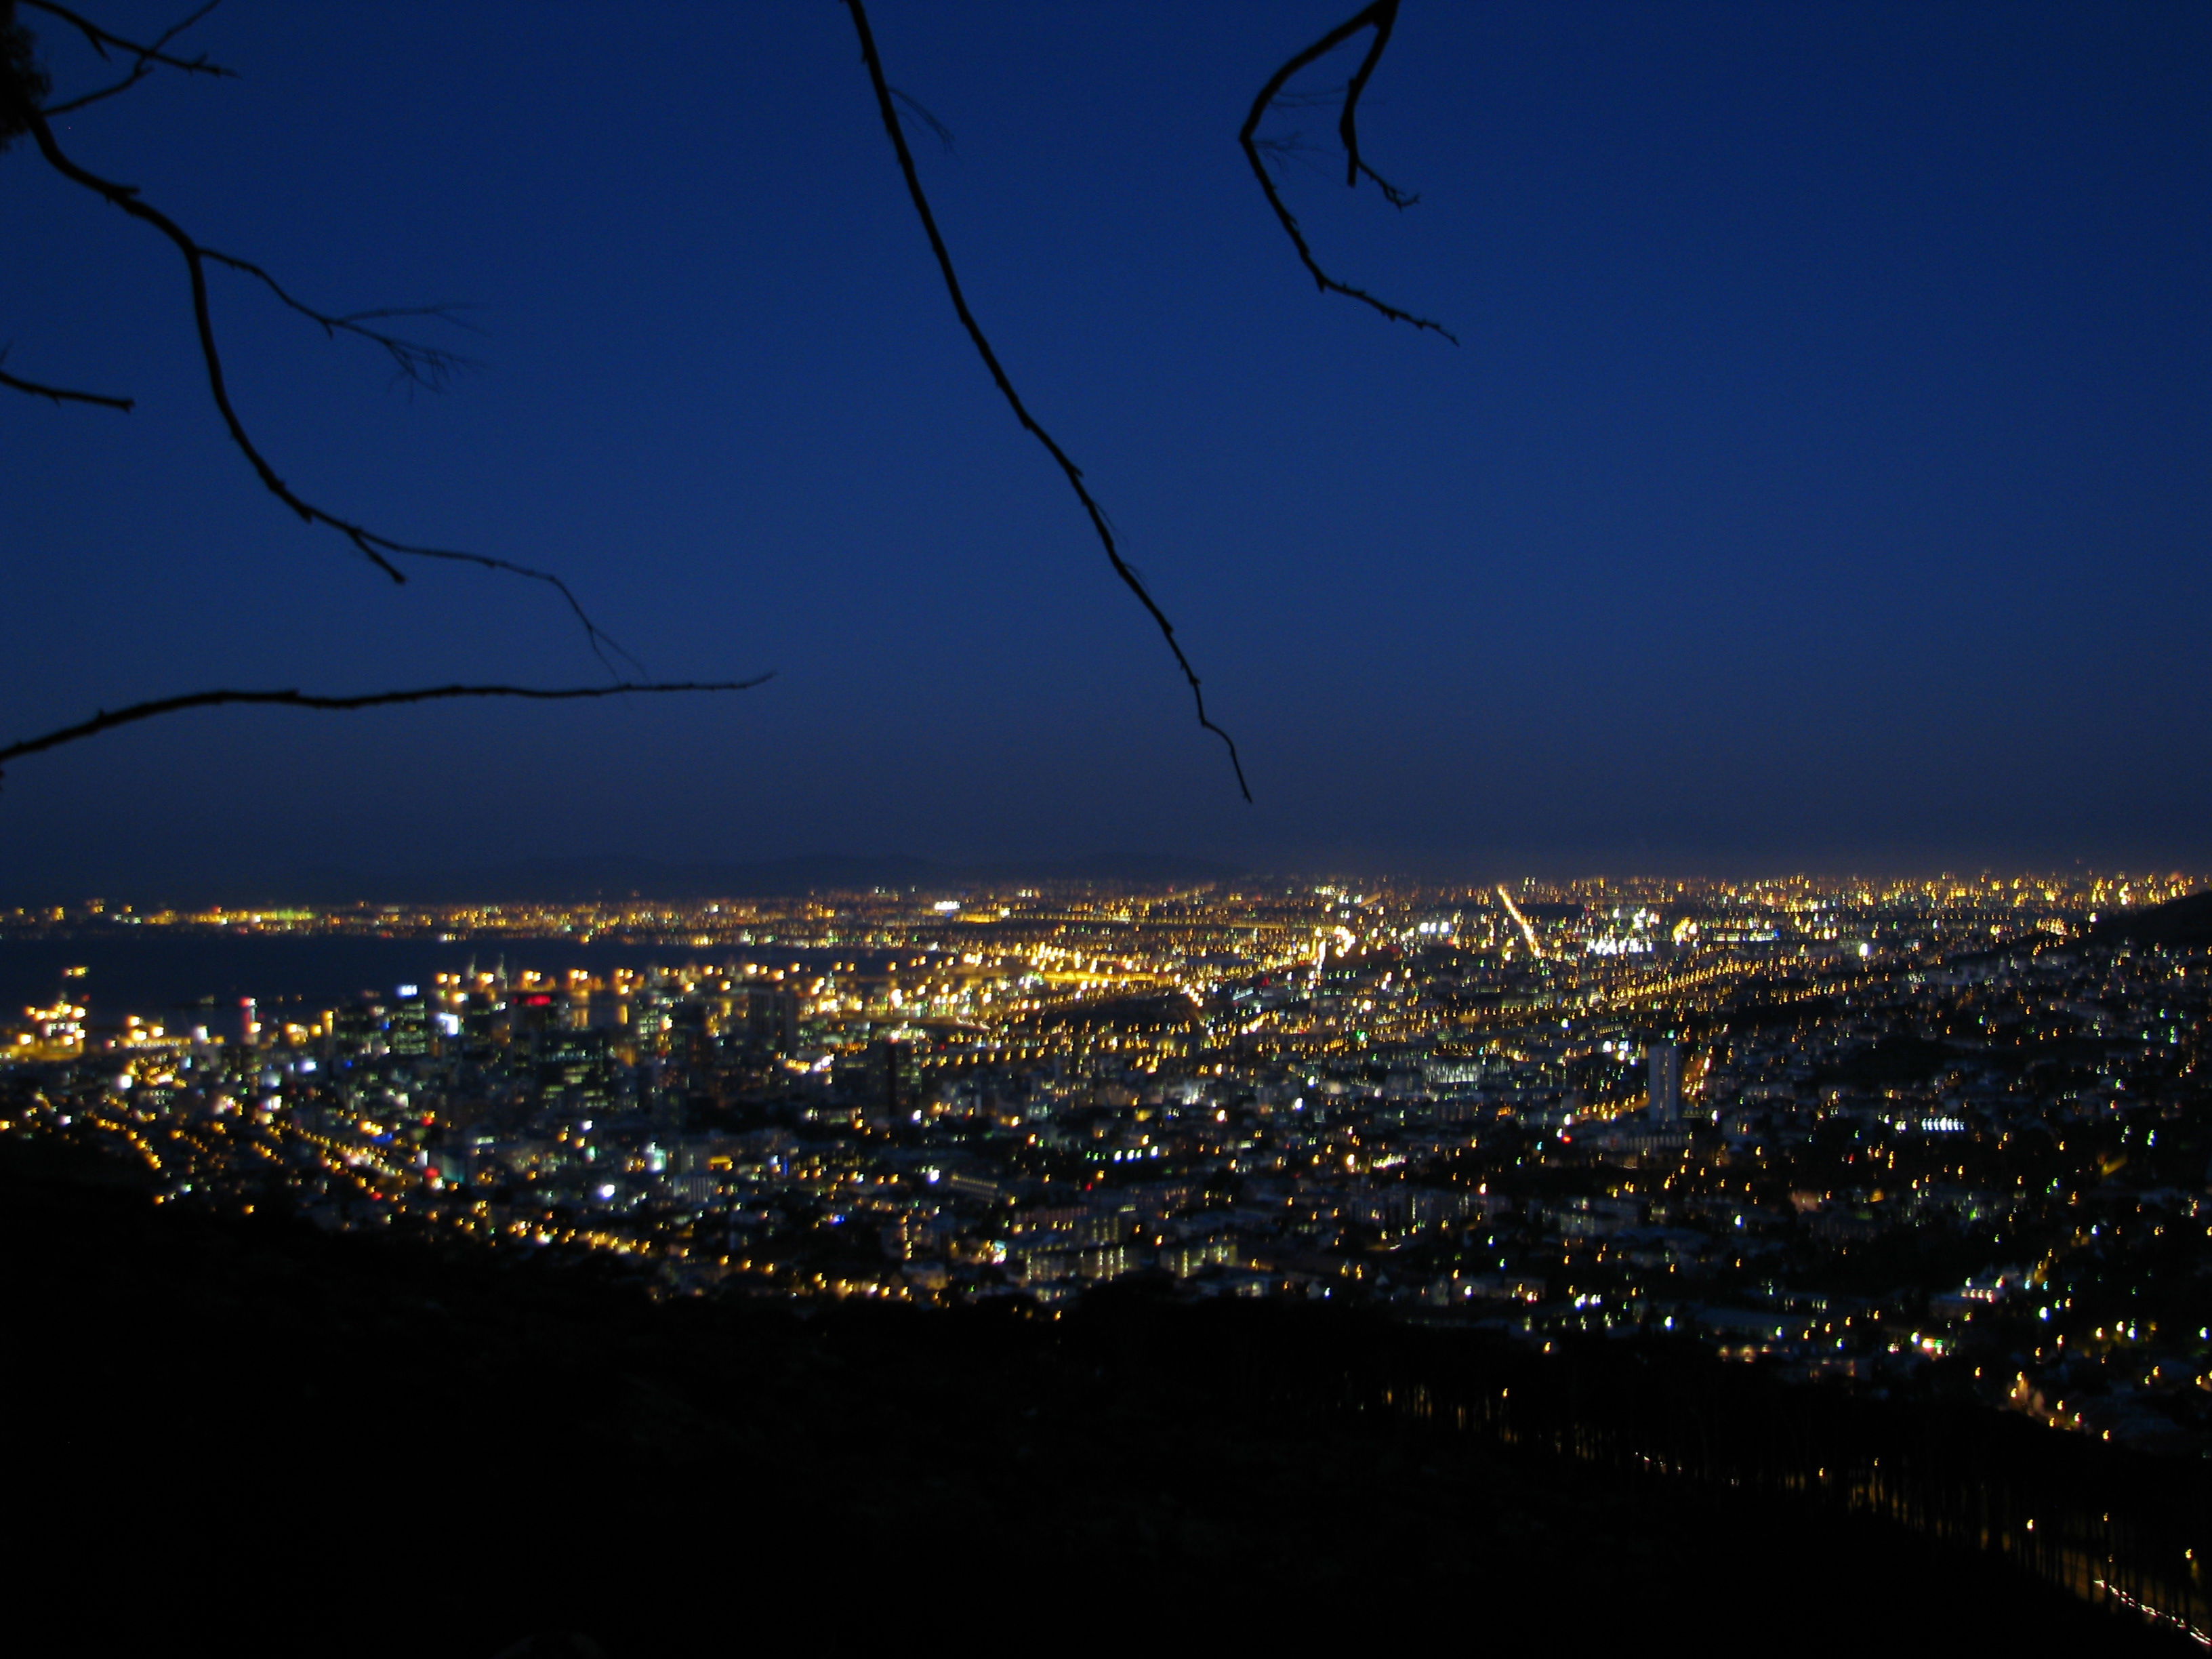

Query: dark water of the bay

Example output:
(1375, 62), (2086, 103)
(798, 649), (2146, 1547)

(0, 935), (872, 1029)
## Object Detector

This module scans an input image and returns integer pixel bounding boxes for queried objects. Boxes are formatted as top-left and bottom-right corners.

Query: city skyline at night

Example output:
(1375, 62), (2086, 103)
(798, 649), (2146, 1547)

(8, 865), (2210, 1642)
(5, 5), (2208, 1650)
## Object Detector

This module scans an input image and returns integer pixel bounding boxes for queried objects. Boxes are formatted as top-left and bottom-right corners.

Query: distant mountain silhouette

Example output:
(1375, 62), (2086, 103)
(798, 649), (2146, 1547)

(72, 851), (1244, 908)
(2087, 890), (2212, 948)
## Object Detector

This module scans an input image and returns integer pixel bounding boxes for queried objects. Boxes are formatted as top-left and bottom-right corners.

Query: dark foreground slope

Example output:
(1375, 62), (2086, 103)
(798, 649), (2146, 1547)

(2091, 890), (2212, 949)
(0, 1135), (2182, 1658)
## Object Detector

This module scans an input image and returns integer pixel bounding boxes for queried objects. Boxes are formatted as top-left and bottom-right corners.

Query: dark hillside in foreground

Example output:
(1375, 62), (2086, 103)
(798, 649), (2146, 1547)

(0, 1134), (2187, 1657)
(2090, 890), (2212, 948)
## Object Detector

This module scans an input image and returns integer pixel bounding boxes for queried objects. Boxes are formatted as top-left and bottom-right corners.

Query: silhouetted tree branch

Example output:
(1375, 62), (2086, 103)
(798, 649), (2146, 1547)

(1336, 0), (1412, 201)
(195, 247), (481, 395)
(0, 677), (774, 779)
(10, 5), (1458, 795)
(0, 346), (132, 409)
(19, 0), (228, 81)
(0, 3), (764, 763)
(19, 100), (651, 680)
(889, 85), (953, 152)
(0, 0), (49, 144)
(24, 0), (225, 114)
(30, 110), (405, 579)
(842, 0), (1252, 803)
(1241, 0), (1454, 340)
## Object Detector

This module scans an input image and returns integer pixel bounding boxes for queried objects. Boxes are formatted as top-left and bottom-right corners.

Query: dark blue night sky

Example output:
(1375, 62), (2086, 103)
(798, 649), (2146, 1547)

(5, 1), (2208, 896)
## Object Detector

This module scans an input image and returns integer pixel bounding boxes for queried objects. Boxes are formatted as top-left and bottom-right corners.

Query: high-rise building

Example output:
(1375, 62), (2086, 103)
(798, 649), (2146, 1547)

(536, 1026), (613, 1115)
(846, 1034), (924, 1127)
(734, 986), (798, 1055)
(1646, 1040), (1681, 1124)
(389, 985), (431, 1058)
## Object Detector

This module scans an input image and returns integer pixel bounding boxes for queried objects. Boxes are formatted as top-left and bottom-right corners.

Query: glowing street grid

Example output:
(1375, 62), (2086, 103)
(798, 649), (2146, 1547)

(7, 868), (2209, 1455)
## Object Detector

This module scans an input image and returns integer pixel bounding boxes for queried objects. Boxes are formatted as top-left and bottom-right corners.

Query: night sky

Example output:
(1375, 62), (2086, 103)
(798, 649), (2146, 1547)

(5, 1), (2208, 897)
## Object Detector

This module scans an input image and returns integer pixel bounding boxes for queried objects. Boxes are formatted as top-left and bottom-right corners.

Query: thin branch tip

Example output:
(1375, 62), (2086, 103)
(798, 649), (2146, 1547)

(24, 106), (641, 662)
(1241, 0), (1454, 342)
(21, 1), (234, 79)
(842, 0), (1252, 802)
(0, 355), (135, 411)
(0, 676), (772, 774)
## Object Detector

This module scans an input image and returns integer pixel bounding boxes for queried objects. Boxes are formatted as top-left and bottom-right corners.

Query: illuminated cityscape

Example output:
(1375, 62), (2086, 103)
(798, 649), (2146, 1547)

(9, 869), (2209, 1472)
(9, 0), (2212, 1645)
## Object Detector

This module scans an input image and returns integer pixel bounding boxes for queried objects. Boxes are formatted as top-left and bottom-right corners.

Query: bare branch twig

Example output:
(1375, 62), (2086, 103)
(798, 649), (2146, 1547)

(19, 0), (228, 77)
(0, 676), (772, 774)
(1270, 87), (1350, 113)
(0, 345), (132, 409)
(1240, 0), (1453, 339)
(34, 0), (228, 114)
(22, 106), (644, 682)
(841, 0), (1251, 802)
(889, 85), (954, 152)
(1336, 0), (1412, 203)
(39, 68), (146, 114)
(199, 246), (480, 393)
